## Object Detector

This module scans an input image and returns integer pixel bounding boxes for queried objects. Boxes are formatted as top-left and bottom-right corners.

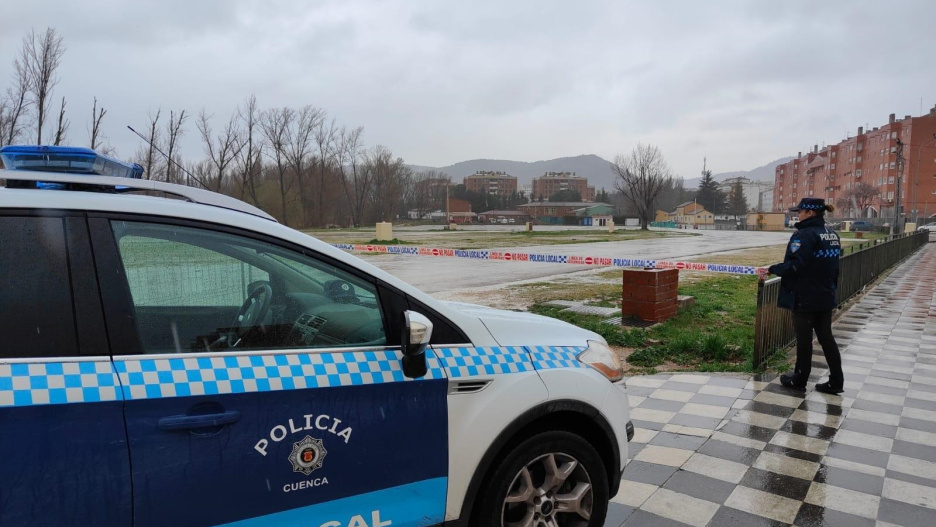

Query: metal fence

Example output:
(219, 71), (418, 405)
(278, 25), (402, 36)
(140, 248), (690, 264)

(753, 230), (930, 368)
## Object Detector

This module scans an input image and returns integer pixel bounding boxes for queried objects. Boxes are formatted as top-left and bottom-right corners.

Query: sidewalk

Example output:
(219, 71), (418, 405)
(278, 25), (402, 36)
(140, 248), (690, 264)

(606, 242), (936, 527)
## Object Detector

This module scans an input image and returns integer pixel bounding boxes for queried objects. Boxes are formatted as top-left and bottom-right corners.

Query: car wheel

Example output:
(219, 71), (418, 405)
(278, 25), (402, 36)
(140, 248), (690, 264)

(470, 431), (609, 527)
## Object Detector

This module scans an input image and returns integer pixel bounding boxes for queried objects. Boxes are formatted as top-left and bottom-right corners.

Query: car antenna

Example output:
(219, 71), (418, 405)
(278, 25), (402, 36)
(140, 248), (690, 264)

(127, 125), (208, 189)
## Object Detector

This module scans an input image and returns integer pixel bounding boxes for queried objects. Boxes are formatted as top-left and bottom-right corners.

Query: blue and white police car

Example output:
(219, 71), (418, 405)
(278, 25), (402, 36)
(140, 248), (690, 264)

(0, 146), (633, 527)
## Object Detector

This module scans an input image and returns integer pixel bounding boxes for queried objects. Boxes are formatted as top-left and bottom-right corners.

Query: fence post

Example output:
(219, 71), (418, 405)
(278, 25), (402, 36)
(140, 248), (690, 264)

(753, 275), (767, 369)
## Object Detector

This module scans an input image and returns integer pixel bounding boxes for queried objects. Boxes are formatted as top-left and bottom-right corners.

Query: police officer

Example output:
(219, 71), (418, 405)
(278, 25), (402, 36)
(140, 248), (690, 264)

(767, 197), (844, 395)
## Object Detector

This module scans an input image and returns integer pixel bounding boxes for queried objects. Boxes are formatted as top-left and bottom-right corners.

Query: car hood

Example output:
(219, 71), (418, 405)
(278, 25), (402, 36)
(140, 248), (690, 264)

(439, 301), (603, 347)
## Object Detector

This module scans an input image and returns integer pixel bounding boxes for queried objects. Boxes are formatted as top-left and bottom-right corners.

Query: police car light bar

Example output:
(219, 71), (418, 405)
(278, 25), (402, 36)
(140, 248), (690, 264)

(0, 169), (276, 222)
(0, 145), (144, 179)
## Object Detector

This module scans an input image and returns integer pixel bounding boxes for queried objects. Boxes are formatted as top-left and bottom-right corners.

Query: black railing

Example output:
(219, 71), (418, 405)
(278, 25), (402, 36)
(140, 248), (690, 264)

(753, 231), (929, 368)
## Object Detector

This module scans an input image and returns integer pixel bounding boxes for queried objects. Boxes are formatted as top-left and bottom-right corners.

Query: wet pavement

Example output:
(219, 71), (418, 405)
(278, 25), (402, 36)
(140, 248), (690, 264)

(605, 242), (936, 526)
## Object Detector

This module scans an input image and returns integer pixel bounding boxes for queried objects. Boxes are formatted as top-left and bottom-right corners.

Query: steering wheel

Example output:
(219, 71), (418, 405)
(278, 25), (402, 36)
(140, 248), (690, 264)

(228, 283), (273, 348)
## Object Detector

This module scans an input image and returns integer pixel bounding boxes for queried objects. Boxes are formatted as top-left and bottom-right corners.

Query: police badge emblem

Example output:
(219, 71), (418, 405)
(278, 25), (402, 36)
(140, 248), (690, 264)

(790, 239), (801, 253)
(289, 436), (327, 475)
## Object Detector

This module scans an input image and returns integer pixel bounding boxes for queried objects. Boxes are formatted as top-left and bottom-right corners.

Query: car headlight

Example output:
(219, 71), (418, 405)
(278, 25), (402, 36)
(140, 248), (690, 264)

(577, 340), (624, 382)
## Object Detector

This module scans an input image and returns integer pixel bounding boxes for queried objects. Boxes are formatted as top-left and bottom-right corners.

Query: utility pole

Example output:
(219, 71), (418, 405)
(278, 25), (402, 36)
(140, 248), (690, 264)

(893, 139), (905, 235)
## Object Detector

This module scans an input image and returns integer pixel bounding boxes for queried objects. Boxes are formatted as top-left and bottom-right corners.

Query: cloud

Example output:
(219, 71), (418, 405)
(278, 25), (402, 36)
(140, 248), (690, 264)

(1, 0), (934, 178)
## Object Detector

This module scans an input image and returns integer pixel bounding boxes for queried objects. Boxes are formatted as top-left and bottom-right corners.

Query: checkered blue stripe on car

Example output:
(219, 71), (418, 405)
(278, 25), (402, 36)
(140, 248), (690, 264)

(0, 346), (593, 406)
(0, 361), (121, 407)
(433, 346), (534, 377)
(113, 350), (447, 400)
(528, 346), (588, 370)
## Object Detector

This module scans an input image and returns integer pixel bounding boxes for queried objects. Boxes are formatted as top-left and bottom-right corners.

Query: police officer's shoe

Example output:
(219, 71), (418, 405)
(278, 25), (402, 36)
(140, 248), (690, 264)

(780, 374), (807, 391)
(814, 382), (844, 395)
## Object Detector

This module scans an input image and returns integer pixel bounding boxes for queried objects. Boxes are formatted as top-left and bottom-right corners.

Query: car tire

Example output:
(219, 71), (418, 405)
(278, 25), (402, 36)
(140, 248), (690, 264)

(469, 430), (609, 527)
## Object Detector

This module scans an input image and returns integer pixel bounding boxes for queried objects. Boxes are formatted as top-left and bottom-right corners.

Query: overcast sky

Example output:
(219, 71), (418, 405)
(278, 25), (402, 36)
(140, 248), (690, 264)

(2, 0), (935, 178)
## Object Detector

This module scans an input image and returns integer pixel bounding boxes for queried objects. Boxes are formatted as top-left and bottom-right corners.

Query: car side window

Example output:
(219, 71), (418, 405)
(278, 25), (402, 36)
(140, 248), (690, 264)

(0, 216), (78, 358)
(110, 221), (387, 354)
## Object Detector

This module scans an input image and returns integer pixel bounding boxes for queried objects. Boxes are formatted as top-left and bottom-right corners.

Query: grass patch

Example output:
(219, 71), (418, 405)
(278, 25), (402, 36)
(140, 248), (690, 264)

(530, 274), (762, 372)
(306, 227), (694, 249)
(685, 245), (787, 267)
(838, 231), (887, 241)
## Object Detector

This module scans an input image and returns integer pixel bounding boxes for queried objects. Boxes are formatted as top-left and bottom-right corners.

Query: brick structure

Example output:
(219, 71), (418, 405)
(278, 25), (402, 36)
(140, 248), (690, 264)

(531, 172), (596, 202)
(463, 171), (517, 197)
(621, 268), (679, 323)
(773, 107), (936, 222)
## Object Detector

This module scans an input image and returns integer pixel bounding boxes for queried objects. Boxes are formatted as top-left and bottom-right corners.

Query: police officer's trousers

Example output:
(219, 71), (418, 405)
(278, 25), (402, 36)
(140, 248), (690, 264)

(793, 311), (844, 387)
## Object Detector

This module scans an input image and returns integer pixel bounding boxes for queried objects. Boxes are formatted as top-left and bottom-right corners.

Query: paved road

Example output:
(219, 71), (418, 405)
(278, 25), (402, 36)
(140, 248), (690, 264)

(360, 228), (791, 293)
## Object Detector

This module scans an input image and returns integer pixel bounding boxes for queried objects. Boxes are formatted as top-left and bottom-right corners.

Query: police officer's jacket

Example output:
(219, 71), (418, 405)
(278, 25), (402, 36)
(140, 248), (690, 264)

(768, 215), (841, 312)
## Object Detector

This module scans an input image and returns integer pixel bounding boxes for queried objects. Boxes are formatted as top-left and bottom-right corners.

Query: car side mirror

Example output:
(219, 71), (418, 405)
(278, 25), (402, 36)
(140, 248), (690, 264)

(401, 311), (433, 378)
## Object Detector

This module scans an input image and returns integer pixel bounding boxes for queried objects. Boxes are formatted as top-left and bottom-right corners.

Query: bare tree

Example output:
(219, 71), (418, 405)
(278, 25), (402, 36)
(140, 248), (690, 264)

(852, 182), (879, 216)
(409, 170), (449, 220)
(836, 182), (879, 218)
(88, 97), (107, 150)
(336, 126), (368, 227)
(834, 194), (854, 217)
(236, 95), (263, 205)
(285, 106), (323, 227)
(612, 143), (674, 230)
(196, 109), (246, 192)
(0, 60), (30, 146)
(165, 109), (187, 184)
(312, 117), (339, 226)
(365, 145), (410, 223)
(52, 96), (68, 146)
(189, 159), (213, 191)
(19, 28), (66, 144)
(0, 102), (15, 147)
(261, 107), (295, 225)
(136, 108), (161, 179)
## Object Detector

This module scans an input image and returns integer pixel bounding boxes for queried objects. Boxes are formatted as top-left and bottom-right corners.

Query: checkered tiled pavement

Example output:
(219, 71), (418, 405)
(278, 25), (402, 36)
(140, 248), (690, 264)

(605, 243), (936, 526)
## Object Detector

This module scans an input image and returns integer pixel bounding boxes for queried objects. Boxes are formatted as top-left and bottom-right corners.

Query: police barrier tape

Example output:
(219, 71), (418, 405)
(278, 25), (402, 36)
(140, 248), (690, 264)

(330, 243), (768, 276)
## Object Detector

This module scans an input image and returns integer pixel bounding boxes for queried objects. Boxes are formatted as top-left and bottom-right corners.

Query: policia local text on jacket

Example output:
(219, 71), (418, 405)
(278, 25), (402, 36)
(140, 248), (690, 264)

(768, 203), (845, 394)
(770, 215), (840, 311)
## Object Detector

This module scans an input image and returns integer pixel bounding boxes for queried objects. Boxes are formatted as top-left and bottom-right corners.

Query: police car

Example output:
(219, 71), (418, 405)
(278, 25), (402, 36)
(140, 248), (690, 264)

(0, 146), (632, 527)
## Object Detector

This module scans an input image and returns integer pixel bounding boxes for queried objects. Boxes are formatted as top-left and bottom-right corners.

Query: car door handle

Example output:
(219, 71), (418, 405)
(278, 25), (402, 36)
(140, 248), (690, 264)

(158, 411), (241, 430)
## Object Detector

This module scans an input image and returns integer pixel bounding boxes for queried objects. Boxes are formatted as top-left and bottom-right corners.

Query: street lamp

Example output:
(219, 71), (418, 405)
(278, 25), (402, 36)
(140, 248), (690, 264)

(915, 133), (936, 224)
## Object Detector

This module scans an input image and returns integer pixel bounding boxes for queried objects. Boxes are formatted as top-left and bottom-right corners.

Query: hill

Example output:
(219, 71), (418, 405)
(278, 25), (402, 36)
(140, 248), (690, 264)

(407, 154), (618, 191)
(409, 154), (791, 191)
(684, 157), (793, 188)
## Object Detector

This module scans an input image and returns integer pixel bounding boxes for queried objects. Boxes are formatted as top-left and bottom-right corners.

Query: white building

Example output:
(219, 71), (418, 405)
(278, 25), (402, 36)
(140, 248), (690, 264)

(718, 177), (775, 212)
(758, 189), (774, 213)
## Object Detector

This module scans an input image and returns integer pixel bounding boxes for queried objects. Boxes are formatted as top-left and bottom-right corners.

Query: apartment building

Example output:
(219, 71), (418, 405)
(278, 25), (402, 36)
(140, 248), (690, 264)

(531, 172), (596, 202)
(718, 176), (774, 212)
(463, 171), (518, 197)
(773, 108), (936, 222)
